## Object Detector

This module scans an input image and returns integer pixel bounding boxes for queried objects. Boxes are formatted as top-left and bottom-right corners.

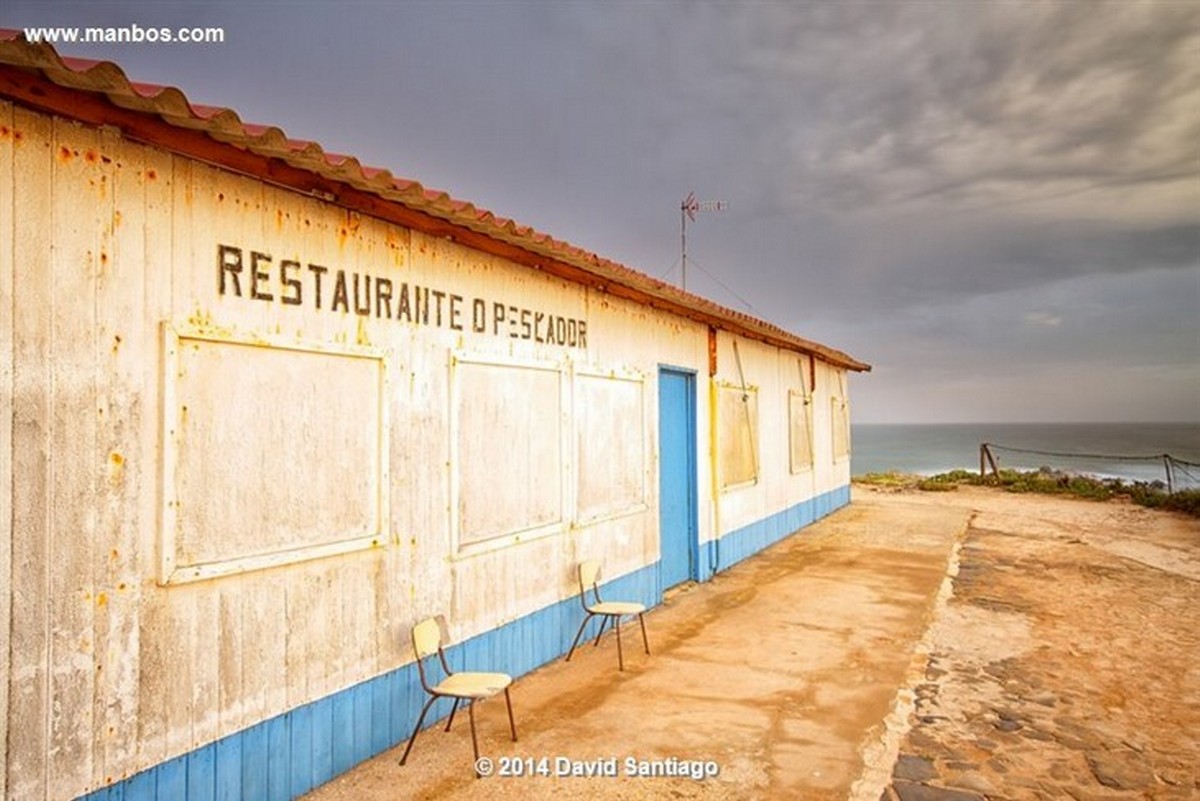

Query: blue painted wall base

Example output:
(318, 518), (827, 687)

(78, 484), (849, 801)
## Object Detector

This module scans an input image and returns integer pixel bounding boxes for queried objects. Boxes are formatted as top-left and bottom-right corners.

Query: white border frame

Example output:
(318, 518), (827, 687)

(572, 363), (650, 526)
(717, 380), (760, 492)
(788, 389), (815, 475)
(158, 323), (391, 584)
(448, 350), (569, 559)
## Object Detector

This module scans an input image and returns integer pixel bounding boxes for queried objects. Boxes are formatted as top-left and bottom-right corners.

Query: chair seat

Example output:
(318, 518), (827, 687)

(588, 600), (645, 616)
(434, 671), (512, 699)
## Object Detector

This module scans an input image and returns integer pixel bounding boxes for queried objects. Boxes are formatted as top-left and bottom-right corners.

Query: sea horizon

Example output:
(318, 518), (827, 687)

(850, 421), (1200, 488)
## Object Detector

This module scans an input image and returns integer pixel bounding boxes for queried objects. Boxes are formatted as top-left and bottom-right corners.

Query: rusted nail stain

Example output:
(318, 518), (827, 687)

(59, 145), (73, 161)
(85, 149), (98, 163)
(145, 168), (157, 181)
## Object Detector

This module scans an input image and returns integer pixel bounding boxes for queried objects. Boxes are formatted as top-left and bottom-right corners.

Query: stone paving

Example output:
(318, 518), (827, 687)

(873, 489), (1199, 801)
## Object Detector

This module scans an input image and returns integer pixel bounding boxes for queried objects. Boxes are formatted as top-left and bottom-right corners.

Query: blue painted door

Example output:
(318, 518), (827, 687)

(658, 368), (698, 589)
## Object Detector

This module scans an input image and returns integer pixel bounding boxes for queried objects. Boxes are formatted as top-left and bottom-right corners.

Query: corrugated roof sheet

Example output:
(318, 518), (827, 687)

(0, 30), (869, 371)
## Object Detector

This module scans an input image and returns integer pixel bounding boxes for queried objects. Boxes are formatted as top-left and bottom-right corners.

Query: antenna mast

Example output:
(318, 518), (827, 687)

(680, 191), (728, 291)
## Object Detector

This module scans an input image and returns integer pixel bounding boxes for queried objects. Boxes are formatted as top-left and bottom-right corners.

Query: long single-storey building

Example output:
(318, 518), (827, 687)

(0, 32), (869, 801)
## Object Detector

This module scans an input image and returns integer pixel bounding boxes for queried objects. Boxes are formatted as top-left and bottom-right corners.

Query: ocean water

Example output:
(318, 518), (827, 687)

(851, 422), (1200, 488)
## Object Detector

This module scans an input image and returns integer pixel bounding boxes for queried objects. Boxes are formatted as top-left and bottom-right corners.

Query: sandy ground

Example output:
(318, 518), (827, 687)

(303, 486), (1198, 801)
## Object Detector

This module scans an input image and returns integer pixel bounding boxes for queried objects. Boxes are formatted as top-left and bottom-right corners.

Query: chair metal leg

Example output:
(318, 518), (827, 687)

(592, 616), (610, 647)
(468, 701), (481, 778)
(399, 695), (437, 766)
(637, 612), (650, 655)
(444, 697), (460, 732)
(615, 615), (625, 671)
(504, 687), (517, 742)
(566, 612), (595, 662)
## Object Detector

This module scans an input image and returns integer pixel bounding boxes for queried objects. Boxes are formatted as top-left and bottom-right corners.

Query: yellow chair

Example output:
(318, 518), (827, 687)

(565, 560), (650, 671)
(399, 617), (517, 775)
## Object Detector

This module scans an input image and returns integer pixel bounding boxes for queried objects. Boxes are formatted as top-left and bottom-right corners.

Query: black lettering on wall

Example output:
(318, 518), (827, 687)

(431, 289), (446, 327)
(376, 277), (393, 319)
(332, 269), (349, 312)
(308, 263), (328, 309)
(218, 244), (243, 296)
(353, 273), (371, 316)
(415, 287), (429, 325)
(212, 244), (589, 348)
(250, 251), (274, 301)
(280, 260), (302, 305)
(472, 298), (487, 332)
(397, 283), (412, 322)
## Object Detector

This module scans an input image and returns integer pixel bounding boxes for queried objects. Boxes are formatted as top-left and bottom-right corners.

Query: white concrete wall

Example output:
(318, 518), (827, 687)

(711, 332), (850, 537)
(1, 97), (15, 801)
(1, 101), (848, 799)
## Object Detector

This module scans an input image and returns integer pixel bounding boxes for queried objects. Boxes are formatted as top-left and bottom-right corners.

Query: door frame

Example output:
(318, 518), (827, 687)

(657, 365), (699, 587)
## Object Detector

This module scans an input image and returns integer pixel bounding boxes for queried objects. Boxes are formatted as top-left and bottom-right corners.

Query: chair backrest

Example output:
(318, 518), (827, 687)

(578, 560), (602, 606)
(412, 618), (442, 660)
(410, 617), (448, 692)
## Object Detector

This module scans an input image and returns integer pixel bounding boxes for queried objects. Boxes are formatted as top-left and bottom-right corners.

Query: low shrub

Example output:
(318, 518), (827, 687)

(909, 467), (1198, 517)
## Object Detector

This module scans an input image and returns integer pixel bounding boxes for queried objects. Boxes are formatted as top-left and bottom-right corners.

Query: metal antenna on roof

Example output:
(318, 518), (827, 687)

(680, 191), (728, 292)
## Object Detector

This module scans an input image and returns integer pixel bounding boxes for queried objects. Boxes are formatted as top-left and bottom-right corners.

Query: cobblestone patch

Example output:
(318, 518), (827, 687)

(876, 493), (1199, 801)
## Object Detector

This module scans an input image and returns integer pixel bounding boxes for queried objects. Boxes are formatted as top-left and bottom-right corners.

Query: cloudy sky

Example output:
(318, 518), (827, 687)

(6, 1), (1198, 423)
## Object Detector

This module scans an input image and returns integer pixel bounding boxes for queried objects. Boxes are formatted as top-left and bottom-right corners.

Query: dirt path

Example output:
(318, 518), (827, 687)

(305, 497), (968, 801)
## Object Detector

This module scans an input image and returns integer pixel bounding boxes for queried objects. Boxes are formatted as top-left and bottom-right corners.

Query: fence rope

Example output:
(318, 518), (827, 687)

(980, 442), (1200, 494)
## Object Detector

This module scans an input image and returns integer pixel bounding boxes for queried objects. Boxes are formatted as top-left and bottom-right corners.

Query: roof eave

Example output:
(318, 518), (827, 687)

(0, 34), (871, 372)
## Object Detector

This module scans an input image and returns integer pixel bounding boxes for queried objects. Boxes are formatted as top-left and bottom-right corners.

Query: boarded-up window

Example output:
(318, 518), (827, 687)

(454, 358), (563, 546)
(789, 390), (814, 473)
(832, 396), (850, 459)
(161, 330), (387, 583)
(719, 385), (759, 489)
(576, 372), (647, 521)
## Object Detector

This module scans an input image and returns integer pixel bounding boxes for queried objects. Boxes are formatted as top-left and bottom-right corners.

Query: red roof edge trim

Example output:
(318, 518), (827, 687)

(0, 31), (869, 371)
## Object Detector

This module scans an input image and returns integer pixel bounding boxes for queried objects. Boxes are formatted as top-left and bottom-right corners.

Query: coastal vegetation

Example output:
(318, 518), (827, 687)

(855, 468), (1200, 517)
